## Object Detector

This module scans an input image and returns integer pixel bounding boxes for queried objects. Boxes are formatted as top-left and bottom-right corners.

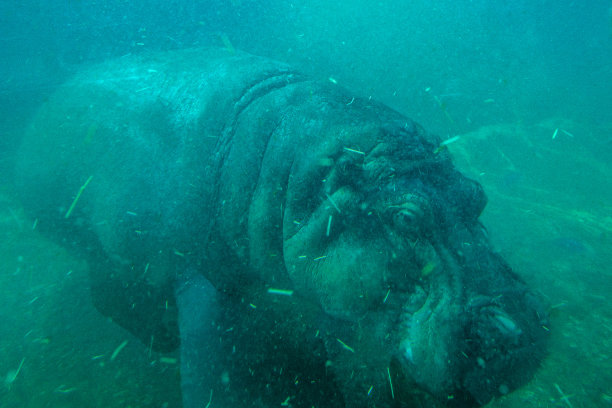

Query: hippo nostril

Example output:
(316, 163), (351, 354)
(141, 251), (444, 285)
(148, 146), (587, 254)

(491, 312), (522, 337)
(478, 306), (523, 339)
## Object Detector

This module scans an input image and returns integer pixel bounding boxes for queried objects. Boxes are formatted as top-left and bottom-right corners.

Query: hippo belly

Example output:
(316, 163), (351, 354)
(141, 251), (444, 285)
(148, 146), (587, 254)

(16, 48), (548, 407)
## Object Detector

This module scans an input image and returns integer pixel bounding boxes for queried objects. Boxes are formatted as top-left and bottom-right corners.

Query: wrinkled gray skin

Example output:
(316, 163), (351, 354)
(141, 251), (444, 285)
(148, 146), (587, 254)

(16, 49), (548, 407)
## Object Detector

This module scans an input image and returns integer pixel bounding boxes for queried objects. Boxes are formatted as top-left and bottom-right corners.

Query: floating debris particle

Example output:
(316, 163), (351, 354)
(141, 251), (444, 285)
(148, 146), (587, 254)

(325, 193), (341, 213)
(434, 136), (460, 154)
(554, 383), (574, 408)
(440, 135), (460, 146)
(336, 338), (354, 353)
(110, 340), (128, 361)
(326, 215), (333, 237)
(54, 385), (77, 394)
(387, 366), (394, 399)
(267, 288), (294, 296)
(343, 146), (365, 155)
(204, 389), (213, 408)
(5, 358), (25, 388)
(65, 175), (93, 219)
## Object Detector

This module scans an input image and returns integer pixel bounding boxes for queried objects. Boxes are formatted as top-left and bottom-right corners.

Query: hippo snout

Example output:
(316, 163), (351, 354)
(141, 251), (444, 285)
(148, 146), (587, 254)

(393, 242), (548, 406)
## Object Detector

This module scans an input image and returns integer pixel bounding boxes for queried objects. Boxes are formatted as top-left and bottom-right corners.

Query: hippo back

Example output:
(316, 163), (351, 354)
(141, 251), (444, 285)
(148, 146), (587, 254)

(16, 48), (312, 350)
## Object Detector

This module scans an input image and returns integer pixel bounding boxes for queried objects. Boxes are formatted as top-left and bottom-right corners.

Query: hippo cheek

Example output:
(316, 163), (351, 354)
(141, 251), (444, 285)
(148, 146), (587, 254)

(283, 186), (398, 320)
(285, 229), (392, 320)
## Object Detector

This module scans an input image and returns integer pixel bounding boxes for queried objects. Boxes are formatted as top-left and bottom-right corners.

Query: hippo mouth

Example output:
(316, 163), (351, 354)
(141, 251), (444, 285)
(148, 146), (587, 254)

(393, 249), (549, 406)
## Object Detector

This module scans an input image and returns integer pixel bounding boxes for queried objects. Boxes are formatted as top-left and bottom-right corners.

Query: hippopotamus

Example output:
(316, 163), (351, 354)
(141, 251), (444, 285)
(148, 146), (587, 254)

(16, 48), (548, 408)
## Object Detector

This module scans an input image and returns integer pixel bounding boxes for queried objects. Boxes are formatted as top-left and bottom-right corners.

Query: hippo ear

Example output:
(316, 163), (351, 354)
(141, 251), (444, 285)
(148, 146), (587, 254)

(443, 172), (488, 221)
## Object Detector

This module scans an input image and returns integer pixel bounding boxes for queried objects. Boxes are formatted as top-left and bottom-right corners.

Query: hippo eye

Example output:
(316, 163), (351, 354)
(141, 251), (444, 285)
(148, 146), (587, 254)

(386, 195), (431, 236)
(393, 206), (422, 231)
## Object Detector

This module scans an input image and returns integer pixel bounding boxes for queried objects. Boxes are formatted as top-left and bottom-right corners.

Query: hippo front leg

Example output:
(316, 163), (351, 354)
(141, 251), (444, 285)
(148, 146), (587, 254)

(176, 272), (268, 408)
(175, 271), (225, 408)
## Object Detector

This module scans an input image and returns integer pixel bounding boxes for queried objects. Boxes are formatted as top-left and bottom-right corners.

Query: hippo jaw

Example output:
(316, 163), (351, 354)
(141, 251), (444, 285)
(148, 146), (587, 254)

(394, 236), (549, 406)
(396, 281), (462, 399)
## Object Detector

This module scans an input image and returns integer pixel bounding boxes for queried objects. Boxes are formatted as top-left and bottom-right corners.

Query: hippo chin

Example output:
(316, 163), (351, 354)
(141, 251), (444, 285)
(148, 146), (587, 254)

(16, 48), (548, 407)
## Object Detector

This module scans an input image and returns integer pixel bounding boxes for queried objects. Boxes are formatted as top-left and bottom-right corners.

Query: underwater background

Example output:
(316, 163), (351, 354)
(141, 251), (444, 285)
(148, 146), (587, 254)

(1, 0), (611, 407)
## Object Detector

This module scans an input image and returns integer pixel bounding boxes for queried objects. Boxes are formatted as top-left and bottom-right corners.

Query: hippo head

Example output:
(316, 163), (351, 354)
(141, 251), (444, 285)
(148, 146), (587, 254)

(281, 110), (548, 406)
